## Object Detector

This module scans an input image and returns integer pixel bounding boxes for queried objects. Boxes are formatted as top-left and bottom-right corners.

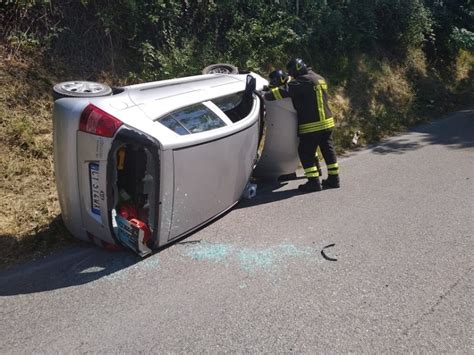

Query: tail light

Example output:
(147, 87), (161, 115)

(79, 104), (123, 137)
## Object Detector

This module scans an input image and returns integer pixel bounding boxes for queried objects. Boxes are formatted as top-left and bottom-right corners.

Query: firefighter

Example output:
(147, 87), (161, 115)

(268, 69), (289, 88)
(264, 59), (340, 192)
(267, 69), (323, 179)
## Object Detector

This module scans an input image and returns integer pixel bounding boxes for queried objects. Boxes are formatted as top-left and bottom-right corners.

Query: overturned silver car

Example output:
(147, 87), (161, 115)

(53, 68), (272, 256)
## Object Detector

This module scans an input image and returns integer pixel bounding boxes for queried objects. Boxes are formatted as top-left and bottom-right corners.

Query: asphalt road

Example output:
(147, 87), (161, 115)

(1, 109), (473, 353)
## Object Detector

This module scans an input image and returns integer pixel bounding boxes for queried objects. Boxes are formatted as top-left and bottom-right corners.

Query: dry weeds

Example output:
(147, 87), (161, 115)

(0, 47), (74, 269)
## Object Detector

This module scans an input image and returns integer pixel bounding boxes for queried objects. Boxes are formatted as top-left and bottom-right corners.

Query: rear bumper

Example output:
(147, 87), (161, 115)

(53, 99), (89, 241)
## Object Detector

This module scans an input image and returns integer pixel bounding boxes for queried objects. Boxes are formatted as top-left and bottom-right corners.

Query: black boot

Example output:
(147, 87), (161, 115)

(298, 178), (322, 192)
(322, 175), (340, 189)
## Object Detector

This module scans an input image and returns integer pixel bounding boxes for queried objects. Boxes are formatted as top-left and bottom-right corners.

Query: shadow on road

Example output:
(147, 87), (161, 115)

(371, 137), (422, 155)
(236, 180), (305, 209)
(371, 108), (473, 155)
(0, 245), (142, 296)
(415, 109), (474, 149)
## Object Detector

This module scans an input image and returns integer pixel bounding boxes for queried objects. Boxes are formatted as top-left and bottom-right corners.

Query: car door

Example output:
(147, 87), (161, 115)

(166, 77), (260, 240)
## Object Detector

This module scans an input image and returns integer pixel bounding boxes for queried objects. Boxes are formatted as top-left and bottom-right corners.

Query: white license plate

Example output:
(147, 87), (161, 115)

(89, 163), (101, 215)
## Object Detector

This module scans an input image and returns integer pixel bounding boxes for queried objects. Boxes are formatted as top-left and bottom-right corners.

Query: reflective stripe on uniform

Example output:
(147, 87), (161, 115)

(299, 79), (334, 134)
(271, 87), (283, 100)
(304, 166), (320, 177)
(316, 81), (326, 122)
(327, 162), (339, 175)
(298, 117), (335, 134)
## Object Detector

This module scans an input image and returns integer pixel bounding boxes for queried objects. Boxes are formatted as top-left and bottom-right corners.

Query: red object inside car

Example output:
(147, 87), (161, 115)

(118, 203), (138, 220)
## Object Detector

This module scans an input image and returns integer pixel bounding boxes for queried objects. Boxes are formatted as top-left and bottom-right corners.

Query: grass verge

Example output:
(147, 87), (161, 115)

(0, 47), (73, 269)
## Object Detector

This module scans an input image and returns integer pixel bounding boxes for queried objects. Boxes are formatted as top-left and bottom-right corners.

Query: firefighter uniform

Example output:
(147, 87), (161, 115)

(264, 69), (340, 189)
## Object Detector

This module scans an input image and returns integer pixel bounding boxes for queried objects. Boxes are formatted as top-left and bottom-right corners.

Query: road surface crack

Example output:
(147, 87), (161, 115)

(401, 266), (471, 337)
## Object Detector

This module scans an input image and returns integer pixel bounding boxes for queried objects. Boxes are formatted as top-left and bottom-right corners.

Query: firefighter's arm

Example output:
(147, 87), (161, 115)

(263, 86), (290, 101)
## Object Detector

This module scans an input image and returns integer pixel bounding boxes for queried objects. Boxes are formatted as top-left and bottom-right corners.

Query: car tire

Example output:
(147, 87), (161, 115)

(52, 81), (113, 100)
(201, 63), (239, 75)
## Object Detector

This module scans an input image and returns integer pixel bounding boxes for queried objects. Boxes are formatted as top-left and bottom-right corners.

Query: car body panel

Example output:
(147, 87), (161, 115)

(127, 74), (242, 105)
(170, 119), (259, 239)
(156, 148), (174, 246)
(125, 73), (267, 107)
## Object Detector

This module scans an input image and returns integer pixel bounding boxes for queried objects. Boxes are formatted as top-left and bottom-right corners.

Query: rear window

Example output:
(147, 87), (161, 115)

(158, 103), (226, 135)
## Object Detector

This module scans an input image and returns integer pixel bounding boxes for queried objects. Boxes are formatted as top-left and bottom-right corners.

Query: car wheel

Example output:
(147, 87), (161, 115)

(201, 63), (239, 75)
(53, 81), (113, 100)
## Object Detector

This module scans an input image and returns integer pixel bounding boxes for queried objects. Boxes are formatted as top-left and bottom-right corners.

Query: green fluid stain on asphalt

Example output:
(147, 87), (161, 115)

(183, 242), (314, 273)
(184, 243), (233, 262)
(278, 243), (312, 257)
(141, 256), (160, 269)
(237, 248), (276, 272)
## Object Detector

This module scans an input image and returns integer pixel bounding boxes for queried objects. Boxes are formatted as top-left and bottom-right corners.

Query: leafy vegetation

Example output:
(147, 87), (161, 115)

(0, 0), (472, 268)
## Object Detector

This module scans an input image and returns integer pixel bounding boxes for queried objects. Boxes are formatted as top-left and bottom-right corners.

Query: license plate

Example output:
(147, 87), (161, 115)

(89, 163), (101, 215)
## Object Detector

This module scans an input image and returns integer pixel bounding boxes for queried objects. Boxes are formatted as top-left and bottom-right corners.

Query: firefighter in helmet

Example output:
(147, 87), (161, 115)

(268, 69), (289, 88)
(264, 58), (340, 192)
(267, 68), (323, 180)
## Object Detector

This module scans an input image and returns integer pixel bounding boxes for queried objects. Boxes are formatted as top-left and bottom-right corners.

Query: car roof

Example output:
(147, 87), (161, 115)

(86, 73), (267, 149)
(126, 74), (244, 105)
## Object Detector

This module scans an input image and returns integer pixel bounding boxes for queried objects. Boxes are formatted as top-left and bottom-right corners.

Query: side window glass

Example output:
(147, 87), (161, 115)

(173, 104), (225, 133)
(212, 92), (243, 112)
(211, 91), (252, 123)
(158, 103), (225, 135)
(159, 115), (190, 135)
